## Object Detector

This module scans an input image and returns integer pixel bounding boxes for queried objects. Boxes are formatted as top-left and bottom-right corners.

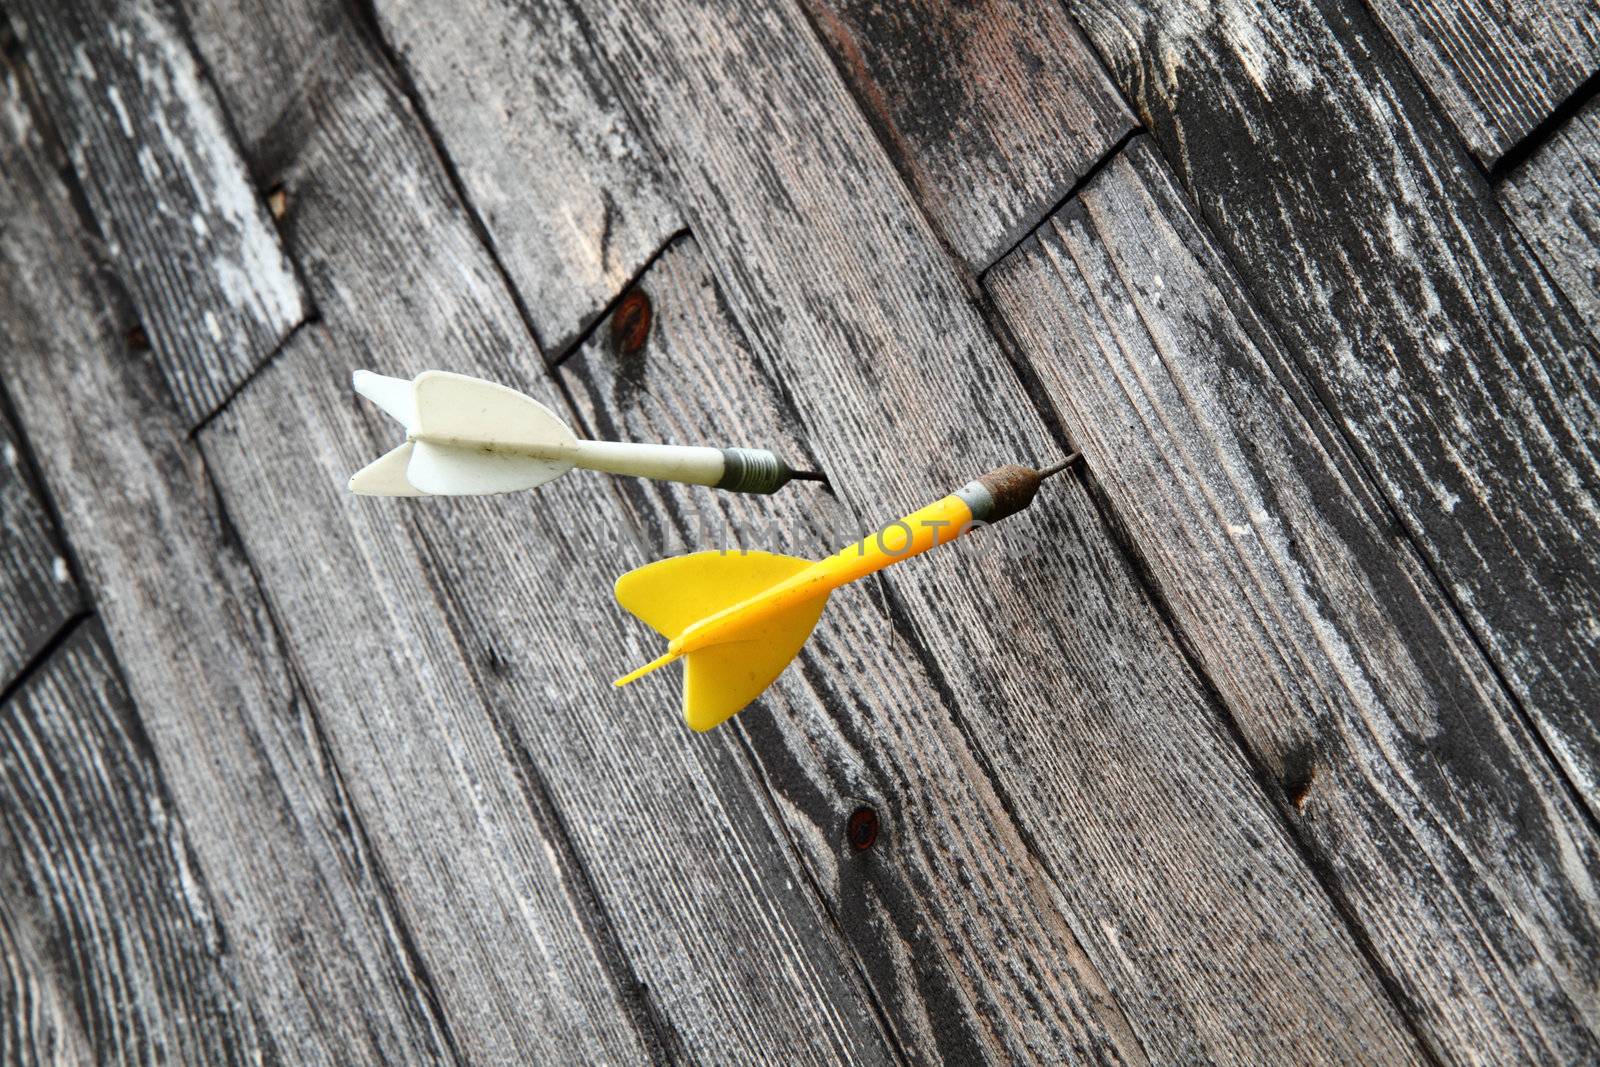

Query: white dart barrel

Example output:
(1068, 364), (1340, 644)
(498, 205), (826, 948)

(572, 440), (725, 485)
(571, 441), (799, 493)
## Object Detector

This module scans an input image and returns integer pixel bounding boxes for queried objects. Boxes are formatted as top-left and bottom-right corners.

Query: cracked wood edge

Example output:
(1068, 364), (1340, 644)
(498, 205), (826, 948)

(1361, 0), (1600, 165)
(371, 0), (682, 354)
(0, 387), (80, 692)
(1500, 95), (1600, 343)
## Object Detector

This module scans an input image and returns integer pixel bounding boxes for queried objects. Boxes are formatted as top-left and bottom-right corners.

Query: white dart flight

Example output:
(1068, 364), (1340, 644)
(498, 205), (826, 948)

(349, 370), (819, 497)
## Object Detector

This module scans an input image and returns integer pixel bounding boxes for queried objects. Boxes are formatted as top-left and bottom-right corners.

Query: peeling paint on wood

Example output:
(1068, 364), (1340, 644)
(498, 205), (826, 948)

(5, 0), (306, 427)
(1071, 0), (1600, 818)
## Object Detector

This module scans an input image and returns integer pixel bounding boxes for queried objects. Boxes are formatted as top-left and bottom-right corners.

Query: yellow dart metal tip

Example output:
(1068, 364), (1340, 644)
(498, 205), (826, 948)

(614, 651), (679, 687)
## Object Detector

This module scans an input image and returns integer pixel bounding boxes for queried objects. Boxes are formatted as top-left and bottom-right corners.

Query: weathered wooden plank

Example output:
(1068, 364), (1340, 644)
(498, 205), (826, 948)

(1069, 0), (1600, 813)
(1361, 0), (1600, 165)
(198, 52), (899, 1065)
(795, 0), (1132, 271)
(177, 0), (326, 162)
(193, 58), (678, 1067)
(0, 843), (94, 1067)
(1501, 95), (1600, 340)
(0, 63), (461, 1066)
(5, 0), (306, 427)
(558, 234), (1151, 1065)
(0, 621), (268, 1064)
(564, 2), (1428, 1060)
(371, 0), (682, 354)
(0, 401), (80, 692)
(989, 137), (1600, 1063)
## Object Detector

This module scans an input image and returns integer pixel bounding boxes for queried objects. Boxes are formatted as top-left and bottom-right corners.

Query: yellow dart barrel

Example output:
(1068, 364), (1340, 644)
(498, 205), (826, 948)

(669, 493), (973, 655)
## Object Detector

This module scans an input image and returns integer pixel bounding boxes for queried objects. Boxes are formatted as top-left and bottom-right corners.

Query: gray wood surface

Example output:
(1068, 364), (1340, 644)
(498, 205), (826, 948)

(4, 0), (306, 427)
(1070, 0), (1600, 816)
(191, 57), (671, 1067)
(1361, 0), (1600, 165)
(0, 621), (267, 1065)
(0, 394), (80, 693)
(988, 136), (1600, 1064)
(560, 234), (1143, 1065)
(0, 68), (459, 1066)
(195, 46), (898, 1064)
(371, 0), (682, 355)
(565, 2), (1427, 1060)
(1501, 95), (1600, 341)
(795, 0), (1133, 271)
(5, 0), (1597, 1059)
(1, 807), (96, 1067)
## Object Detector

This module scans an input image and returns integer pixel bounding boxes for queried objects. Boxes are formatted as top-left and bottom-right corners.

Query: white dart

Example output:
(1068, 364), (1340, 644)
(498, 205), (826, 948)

(348, 370), (821, 497)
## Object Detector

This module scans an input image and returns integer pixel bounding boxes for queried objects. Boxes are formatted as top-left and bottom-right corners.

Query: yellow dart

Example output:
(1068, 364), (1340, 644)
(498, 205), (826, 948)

(614, 459), (1078, 731)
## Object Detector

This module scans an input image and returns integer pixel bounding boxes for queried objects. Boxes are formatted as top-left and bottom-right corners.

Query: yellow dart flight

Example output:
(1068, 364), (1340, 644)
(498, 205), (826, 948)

(614, 460), (1076, 731)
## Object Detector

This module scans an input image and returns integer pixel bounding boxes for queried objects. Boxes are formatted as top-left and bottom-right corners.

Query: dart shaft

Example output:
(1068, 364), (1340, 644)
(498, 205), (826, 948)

(673, 493), (977, 655)
(570, 440), (725, 485)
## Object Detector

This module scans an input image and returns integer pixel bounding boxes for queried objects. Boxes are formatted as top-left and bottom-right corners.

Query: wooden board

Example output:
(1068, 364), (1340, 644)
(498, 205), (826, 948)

(177, 0), (331, 161)
(795, 0), (1132, 271)
(558, 234), (1155, 1065)
(0, 398), (80, 692)
(562, 3), (1428, 1060)
(0, 621), (268, 1064)
(0, 826), (95, 1067)
(1501, 95), (1600, 340)
(196, 53), (897, 1065)
(1360, 0), (1600, 165)
(988, 137), (1600, 1064)
(0, 65), (462, 1066)
(1069, 0), (1600, 814)
(371, 0), (682, 355)
(4, 0), (306, 427)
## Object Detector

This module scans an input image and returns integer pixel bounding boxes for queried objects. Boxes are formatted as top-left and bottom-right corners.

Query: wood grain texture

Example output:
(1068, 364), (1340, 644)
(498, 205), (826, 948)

(372, 0), (682, 354)
(796, 0), (1132, 271)
(1070, 0), (1600, 815)
(0, 401), (80, 693)
(193, 58), (666, 1067)
(1501, 95), (1600, 340)
(989, 137), (1600, 1064)
(0, 820), (94, 1067)
(559, 235), (1151, 1066)
(0, 65), (460, 1067)
(0, 621), (268, 1065)
(5, 0), (306, 427)
(564, 2), (1427, 1060)
(1361, 0), (1600, 164)
(197, 52), (898, 1065)
(177, 0), (331, 160)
